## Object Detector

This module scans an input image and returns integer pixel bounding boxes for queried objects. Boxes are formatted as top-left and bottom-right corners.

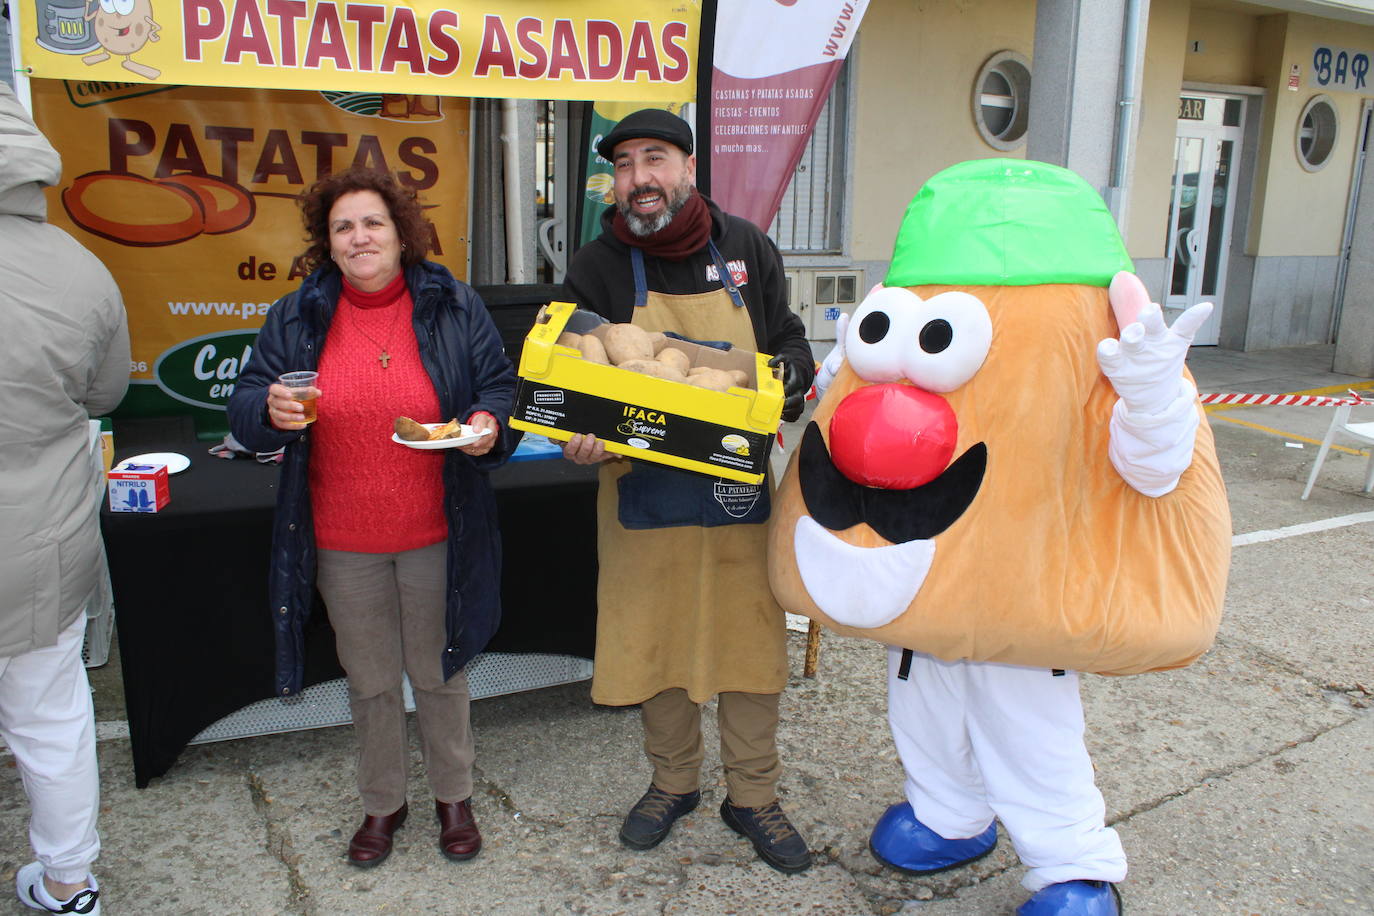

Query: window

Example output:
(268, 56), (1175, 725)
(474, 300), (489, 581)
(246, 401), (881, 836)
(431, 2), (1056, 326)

(769, 61), (850, 254)
(973, 51), (1031, 150)
(1297, 95), (1338, 172)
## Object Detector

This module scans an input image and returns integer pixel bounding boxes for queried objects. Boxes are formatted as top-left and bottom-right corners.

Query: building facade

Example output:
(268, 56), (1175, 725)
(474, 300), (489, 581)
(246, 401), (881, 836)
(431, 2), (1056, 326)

(796, 0), (1374, 375)
(7, 0), (1374, 373)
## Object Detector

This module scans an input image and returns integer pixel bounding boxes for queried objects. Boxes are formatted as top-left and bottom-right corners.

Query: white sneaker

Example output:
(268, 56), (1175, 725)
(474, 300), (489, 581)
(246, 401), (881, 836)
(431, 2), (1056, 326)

(15, 862), (100, 915)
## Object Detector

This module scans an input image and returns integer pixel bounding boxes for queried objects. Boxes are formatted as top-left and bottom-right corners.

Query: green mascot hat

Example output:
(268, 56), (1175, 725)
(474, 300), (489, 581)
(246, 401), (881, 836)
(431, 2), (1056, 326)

(885, 158), (1135, 288)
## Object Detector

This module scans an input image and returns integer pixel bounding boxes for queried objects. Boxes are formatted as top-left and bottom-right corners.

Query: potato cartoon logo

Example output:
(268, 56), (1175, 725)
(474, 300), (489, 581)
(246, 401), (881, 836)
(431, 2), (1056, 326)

(768, 159), (1230, 909)
(83, 0), (161, 80)
(585, 172), (615, 206)
(720, 434), (750, 456)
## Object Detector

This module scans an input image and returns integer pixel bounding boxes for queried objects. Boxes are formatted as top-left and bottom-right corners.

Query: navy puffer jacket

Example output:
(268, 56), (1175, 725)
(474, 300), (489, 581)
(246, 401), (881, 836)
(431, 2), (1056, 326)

(228, 261), (518, 696)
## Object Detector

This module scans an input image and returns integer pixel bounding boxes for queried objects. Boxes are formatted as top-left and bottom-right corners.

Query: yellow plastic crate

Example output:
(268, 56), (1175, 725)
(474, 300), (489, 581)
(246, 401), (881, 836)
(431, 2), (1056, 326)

(508, 302), (784, 484)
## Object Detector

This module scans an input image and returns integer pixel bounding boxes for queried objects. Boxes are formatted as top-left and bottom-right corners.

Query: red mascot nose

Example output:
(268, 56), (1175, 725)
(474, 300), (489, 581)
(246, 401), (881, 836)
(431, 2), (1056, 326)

(828, 384), (958, 489)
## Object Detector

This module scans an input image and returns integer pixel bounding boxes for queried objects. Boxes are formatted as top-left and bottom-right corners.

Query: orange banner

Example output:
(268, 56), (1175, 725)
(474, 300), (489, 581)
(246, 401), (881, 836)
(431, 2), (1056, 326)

(31, 79), (470, 419)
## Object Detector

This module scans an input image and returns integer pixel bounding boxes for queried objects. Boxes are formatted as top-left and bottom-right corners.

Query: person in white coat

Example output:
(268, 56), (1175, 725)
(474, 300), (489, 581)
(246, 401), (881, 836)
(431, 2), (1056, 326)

(0, 83), (129, 916)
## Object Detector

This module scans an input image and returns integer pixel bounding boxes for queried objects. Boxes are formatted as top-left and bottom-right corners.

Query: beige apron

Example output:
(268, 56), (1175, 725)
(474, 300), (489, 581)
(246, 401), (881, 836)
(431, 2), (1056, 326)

(590, 279), (787, 706)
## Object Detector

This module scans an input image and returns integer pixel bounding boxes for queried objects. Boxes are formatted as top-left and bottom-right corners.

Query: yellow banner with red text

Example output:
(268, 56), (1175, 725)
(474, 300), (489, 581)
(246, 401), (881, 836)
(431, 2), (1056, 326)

(17, 0), (698, 102)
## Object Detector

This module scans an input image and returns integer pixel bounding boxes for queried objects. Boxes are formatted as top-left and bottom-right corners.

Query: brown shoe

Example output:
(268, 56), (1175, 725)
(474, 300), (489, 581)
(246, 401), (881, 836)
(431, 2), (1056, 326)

(436, 798), (482, 862)
(347, 802), (407, 868)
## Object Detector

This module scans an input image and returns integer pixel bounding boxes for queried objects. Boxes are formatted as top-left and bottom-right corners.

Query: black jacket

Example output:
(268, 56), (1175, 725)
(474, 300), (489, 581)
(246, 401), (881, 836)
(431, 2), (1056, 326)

(563, 197), (815, 389)
(228, 261), (518, 696)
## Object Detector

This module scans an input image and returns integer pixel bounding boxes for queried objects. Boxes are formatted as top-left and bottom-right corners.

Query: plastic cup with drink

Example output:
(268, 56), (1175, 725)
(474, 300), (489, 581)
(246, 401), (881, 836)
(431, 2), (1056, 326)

(279, 371), (320, 424)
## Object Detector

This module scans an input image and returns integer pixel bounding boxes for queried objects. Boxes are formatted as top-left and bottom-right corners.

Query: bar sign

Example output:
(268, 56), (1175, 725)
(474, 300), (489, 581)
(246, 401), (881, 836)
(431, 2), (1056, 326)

(1178, 97), (1205, 120)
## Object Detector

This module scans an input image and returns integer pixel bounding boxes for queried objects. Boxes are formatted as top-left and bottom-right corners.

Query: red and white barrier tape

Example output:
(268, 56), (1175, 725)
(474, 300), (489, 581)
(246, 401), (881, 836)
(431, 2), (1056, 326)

(1198, 391), (1372, 407)
(780, 387), (1371, 449)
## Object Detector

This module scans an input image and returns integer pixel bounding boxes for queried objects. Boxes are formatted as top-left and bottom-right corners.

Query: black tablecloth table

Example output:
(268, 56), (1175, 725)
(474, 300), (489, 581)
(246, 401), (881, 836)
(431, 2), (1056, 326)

(102, 416), (598, 787)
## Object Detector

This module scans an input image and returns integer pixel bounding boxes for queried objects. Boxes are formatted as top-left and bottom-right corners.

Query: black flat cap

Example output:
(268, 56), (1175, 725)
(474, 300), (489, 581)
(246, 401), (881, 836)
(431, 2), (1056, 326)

(596, 108), (694, 161)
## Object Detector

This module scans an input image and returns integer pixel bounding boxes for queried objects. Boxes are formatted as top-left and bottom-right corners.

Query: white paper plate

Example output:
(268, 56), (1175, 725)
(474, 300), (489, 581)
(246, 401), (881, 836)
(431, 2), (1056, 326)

(391, 424), (493, 450)
(123, 452), (191, 474)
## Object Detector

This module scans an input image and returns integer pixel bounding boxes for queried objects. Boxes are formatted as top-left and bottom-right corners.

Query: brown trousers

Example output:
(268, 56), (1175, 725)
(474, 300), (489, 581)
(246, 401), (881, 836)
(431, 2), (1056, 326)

(316, 542), (474, 815)
(640, 688), (781, 809)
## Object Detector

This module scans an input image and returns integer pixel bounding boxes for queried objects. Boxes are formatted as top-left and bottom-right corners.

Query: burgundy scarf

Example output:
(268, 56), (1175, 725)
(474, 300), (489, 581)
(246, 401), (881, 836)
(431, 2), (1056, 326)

(611, 190), (712, 261)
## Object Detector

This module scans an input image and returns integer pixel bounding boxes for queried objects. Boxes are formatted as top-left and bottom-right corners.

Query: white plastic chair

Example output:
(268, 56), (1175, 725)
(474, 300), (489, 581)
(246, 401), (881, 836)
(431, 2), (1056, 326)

(1300, 403), (1374, 500)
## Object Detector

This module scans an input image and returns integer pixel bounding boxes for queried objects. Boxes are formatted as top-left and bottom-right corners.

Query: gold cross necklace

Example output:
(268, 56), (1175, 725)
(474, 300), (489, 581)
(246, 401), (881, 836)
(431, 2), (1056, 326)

(347, 298), (402, 368)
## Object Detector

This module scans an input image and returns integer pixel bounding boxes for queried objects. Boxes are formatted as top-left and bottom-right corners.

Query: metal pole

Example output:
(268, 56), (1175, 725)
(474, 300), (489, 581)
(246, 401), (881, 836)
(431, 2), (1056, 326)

(501, 98), (528, 284)
(7, 0), (34, 113)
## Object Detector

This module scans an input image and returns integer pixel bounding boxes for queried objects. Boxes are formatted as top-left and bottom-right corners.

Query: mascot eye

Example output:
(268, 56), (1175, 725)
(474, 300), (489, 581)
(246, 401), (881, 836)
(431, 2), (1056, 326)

(858, 311), (890, 344)
(111, 0), (135, 13)
(97, 0), (117, 12)
(845, 288), (991, 391)
(845, 287), (921, 382)
(919, 319), (953, 354)
(899, 292), (992, 392)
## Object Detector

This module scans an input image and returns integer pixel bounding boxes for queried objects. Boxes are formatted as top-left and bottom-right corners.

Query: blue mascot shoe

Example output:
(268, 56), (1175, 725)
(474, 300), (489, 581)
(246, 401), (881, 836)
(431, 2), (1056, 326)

(868, 802), (998, 875)
(1016, 880), (1122, 915)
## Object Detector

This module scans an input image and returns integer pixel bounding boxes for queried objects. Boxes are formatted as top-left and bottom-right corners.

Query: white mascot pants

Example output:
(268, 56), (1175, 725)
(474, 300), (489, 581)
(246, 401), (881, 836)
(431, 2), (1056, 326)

(888, 647), (1126, 892)
(0, 615), (101, 884)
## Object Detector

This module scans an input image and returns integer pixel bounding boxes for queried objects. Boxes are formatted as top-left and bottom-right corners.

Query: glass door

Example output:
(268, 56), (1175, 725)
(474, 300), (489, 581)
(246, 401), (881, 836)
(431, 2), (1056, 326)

(534, 101), (571, 284)
(1164, 94), (1244, 345)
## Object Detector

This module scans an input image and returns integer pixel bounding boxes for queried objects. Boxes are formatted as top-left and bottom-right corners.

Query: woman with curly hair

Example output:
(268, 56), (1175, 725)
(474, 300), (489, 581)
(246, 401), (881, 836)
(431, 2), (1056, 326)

(229, 166), (517, 869)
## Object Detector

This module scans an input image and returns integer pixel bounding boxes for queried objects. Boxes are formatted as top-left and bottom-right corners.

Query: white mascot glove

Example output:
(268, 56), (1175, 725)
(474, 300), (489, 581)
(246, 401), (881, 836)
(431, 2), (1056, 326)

(1097, 271), (1211, 497)
(814, 311), (850, 399)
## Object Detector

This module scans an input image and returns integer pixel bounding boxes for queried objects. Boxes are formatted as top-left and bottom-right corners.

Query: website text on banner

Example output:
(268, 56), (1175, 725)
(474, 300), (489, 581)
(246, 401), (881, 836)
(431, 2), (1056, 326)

(31, 80), (470, 425)
(16, 0), (701, 101)
(709, 0), (867, 231)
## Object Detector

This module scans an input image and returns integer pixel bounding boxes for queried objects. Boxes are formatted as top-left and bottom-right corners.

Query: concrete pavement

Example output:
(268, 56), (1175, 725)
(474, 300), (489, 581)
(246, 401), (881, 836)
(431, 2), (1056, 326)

(2, 344), (1371, 914)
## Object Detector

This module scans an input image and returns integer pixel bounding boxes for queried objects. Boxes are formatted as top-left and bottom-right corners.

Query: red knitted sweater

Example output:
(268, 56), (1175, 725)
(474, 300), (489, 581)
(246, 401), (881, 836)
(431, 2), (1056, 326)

(309, 274), (447, 553)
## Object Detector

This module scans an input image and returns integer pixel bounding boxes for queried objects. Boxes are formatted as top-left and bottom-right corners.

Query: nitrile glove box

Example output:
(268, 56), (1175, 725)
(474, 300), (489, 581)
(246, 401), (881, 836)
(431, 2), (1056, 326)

(508, 302), (784, 484)
(108, 461), (170, 513)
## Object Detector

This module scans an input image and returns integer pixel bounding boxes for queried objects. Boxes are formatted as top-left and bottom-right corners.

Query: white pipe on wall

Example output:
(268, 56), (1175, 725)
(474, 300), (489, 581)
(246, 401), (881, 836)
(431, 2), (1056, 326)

(1109, 0), (1146, 227)
(500, 98), (528, 283)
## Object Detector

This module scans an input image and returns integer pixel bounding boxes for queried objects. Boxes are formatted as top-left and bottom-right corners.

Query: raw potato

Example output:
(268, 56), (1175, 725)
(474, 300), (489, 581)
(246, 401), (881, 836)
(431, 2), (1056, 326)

(578, 334), (610, 365)
(602, 323), (656, 365)
(618, 359), (688, 383)
(394, 416), (431, 441)
(556, 331), (582, 348)
(687, 366), (713, 377)
(657, 347), (691, 374)
(688, 367), (735, 392)
(729, 369), (751, 388)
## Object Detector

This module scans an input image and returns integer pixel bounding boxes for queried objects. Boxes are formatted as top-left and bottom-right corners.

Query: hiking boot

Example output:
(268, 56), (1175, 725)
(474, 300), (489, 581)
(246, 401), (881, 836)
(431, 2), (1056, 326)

(720, 798), (812, 874)
(619, 785), (700, 850)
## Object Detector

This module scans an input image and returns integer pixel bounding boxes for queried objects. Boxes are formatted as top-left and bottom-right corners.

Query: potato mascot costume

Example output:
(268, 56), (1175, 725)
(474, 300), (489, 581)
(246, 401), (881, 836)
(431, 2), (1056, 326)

(769, 160), (1230, 915)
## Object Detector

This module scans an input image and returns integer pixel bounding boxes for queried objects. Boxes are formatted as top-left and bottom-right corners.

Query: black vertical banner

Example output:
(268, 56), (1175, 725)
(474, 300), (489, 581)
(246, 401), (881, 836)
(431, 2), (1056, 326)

(695, 0), (718, 197)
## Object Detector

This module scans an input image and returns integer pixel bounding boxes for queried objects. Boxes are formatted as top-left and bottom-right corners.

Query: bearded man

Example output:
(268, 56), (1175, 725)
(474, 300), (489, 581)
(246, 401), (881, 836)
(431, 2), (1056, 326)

(560, 108), (815, 872)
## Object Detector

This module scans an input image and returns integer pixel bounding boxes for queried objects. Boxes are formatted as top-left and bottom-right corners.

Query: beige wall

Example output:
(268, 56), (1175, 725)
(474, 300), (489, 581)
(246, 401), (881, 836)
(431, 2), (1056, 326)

(1244, 14), (1286, 254)
(1248, 14), (1374, 256)
(849, 0), (1038, 264)
(848, 1), (1373, 265)
(1129, 0), (1193, 258)
(1067, 4), (1373, 260)
(1184, 7), (1260, 84)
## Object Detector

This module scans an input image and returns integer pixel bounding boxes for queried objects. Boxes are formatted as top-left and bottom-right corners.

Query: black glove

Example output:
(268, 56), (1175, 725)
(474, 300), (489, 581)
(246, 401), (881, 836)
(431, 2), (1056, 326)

(768, 355), (807, 423)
